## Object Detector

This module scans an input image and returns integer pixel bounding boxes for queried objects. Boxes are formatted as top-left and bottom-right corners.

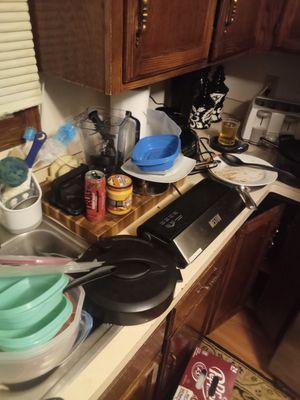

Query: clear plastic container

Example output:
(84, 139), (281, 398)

(0, 286), (85, 384)
(75, 107), (139, 174)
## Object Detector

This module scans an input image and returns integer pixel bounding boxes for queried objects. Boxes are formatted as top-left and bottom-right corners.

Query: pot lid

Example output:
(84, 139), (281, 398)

(80, 236), (181, 314)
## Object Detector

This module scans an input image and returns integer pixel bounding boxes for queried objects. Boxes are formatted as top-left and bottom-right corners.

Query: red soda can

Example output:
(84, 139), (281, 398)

(84, 170), (106, 221)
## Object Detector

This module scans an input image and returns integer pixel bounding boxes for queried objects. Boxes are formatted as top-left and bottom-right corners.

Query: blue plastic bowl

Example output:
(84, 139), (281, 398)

(131, 135), (180, 172)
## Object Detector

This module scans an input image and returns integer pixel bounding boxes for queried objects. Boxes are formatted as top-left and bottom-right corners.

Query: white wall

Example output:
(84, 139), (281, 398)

(40, 75), (109, 135)
(223, 52), (300, 118)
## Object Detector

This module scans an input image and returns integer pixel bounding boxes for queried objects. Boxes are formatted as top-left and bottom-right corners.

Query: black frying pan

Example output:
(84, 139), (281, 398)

(68, 236), (182, 325)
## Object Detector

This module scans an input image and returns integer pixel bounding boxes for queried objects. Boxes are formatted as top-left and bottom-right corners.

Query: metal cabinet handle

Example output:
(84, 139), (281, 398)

(196, 271), (221, 294)
(167, 352), (177, 368)
(224, 0), (239, 33)
(196, 285), (209, 294)
(136, 0), (149, 46)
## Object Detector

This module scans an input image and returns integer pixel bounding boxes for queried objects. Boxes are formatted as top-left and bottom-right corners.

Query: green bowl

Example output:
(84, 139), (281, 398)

(0, 295), (72, 351)
(0, 274), (68, 330)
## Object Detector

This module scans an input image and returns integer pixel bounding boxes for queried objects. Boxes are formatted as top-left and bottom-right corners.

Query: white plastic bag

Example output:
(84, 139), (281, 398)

(145, 109), (181, 137)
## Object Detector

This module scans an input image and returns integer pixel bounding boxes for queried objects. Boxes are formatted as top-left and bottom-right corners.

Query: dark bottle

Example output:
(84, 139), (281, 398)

(189, 71), (215, 130)
(210, 65), (229, 123)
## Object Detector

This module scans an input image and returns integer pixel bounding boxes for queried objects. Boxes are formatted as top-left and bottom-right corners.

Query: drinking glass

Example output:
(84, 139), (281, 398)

(218, 117), (240, 146)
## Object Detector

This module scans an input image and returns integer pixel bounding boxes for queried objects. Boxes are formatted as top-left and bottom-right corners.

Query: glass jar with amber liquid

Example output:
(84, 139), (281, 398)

(218, 117), (240, 146)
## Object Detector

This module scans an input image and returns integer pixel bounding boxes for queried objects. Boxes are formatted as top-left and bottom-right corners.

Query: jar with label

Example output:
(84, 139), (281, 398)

(107, 174), (133, 215)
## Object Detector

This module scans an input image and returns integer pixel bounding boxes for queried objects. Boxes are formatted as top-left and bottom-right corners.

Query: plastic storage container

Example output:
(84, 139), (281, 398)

(0, 286), (85, 384)
(131, 134), (180, 172)
(0, 274), (69, 330)
(0, 296), (72, 351)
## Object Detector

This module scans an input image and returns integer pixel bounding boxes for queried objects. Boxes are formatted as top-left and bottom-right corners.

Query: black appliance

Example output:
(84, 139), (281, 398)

(155, 106), (199, 159)
(75, 236), (182, 326)
(138, 179), (245, 267)
(48, 164), (89, 215)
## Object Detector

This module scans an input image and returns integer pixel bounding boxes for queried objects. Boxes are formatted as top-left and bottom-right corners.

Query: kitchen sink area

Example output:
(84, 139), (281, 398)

(0, 217), (122, 400)
(0, 217), (88, 258)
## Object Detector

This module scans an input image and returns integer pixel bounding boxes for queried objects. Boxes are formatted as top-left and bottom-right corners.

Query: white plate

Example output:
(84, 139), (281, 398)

(121, 154), (196, 183)
(210, 154), (278, 187)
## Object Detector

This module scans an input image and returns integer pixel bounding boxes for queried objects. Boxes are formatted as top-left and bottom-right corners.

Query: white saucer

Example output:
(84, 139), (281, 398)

(121, 154), (196, 183)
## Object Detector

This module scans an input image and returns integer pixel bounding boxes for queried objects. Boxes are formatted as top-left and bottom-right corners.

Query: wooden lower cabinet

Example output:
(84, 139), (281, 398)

(211, 205), (284, 329)
(99, 205), (284, 400)
(98, 321), (166, 400)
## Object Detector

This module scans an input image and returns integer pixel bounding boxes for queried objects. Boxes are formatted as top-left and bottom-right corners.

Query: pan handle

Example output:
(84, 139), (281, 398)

(236, 186), (257, 210)
(65, 264), (117, 291)
(260, 137), (279, 149)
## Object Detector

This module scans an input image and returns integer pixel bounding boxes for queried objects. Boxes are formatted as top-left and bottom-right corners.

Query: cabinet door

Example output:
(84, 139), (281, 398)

(255, 208), (300, 343)
(212, 205), (284, 328)
(158, 325), (201, 400)
(211, 0), (263, 60)
(124, 0), (217, 82)
(173, 241), (232, 335)
(98, 321), (166, 400)
(126, 356), (161, 400)
(274, 0), (300, 52)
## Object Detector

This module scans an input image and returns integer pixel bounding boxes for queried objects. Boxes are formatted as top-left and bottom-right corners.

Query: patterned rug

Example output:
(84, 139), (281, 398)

(200, 338), (293, 400)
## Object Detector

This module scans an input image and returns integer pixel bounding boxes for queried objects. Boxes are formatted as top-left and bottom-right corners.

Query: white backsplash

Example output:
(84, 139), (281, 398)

(2, 52), (300, 182)
(223, 52), (300, 120)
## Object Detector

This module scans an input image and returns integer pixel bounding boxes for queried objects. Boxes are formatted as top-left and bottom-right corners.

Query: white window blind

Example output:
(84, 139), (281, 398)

(0, 0), (42, 117)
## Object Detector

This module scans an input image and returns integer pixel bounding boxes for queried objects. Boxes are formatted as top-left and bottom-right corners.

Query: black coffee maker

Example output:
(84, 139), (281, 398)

(155, 106), (199, 160)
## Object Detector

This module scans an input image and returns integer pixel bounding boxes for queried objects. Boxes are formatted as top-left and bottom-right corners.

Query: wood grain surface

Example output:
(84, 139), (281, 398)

(211, 0), (263, 61)
(273, 0), (300, 52)
(0, 106), (40, 151)
(29, 0), (106, 91)
(124, 0), (217, 83)
(42, 186), (176, 243)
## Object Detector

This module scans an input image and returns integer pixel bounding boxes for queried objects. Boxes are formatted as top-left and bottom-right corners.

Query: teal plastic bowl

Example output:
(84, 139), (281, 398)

(0, 274), (68, 330)
(0, 295), (72, 351)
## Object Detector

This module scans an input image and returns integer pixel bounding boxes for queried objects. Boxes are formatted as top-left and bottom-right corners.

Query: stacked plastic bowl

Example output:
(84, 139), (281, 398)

(0, 274), (88, 384)
(131, 134), (180, 172)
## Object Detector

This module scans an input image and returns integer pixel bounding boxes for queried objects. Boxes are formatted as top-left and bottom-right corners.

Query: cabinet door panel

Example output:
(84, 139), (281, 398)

(173, 241), (232, 335)
(159, 325), (201, 400)
(124, 0), (217, 82)
(211, 0), (262, 60)
(99, 321), (165, 400)
(212, 206), (284, 328)
(274, 0), (300, 52)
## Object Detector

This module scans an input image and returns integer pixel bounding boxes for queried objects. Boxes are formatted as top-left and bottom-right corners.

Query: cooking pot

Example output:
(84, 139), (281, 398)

(262, 135), (300, 186)
(132, 177), (170, 196)
(72, 236), (182, 325)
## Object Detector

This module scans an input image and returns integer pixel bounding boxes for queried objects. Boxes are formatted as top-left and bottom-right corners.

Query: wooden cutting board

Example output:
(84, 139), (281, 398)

(42, 185), (179, 243)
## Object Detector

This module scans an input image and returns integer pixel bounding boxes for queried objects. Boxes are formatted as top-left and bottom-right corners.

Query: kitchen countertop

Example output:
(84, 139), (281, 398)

(2, 137), (299, 400)
(48, 139), (300, 400)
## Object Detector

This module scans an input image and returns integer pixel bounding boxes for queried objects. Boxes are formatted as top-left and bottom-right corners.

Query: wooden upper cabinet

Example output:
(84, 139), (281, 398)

(123, 0), (218, 82)
(274, 0), (300, 52)
(211, 0), (263, 61)
(30, 0), (294, 94)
